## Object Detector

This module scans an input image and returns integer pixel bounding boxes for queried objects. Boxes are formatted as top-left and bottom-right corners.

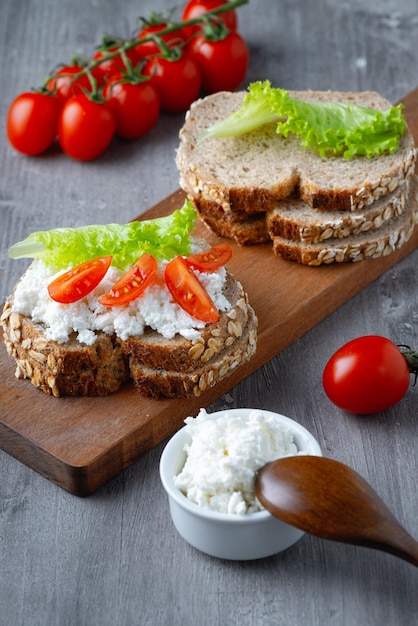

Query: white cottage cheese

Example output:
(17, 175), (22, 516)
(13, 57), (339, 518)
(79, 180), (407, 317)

(11, 258), (231, 346)
(174, 408), (304, 515)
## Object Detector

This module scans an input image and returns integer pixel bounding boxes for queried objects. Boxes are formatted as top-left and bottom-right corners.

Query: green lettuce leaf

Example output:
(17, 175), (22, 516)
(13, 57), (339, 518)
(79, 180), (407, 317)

(199, 80), (407, 158)
(8, 201), (197, 270)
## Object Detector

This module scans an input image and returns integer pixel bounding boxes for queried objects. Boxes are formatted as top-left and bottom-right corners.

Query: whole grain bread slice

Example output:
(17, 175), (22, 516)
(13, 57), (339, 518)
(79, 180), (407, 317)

(129, 306), (258, 398)
(121, 270), (252, 372)
(177, 90), (416, 214)
(1, 299), (129, 396)
(267, 179), (411, 244)
(272, 179), (418, 265)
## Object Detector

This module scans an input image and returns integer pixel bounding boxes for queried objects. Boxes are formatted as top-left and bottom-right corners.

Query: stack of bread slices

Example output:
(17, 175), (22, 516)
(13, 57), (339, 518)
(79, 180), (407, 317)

(176, 90), (418, 265)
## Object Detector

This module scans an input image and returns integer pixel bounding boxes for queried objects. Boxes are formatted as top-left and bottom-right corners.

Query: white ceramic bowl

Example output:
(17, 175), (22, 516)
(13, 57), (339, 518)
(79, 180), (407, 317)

(159, 408), (322, 560)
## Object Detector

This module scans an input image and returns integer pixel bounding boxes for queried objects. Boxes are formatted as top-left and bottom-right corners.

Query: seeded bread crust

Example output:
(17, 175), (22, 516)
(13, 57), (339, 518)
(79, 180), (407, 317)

(1, 299), (129, 396)
(121, 270), (251, 372)
(266, 180), (410, 244)
(272, 180), (418, 265)
(176, 90), (416, 214)
(129, 307), (258, 398)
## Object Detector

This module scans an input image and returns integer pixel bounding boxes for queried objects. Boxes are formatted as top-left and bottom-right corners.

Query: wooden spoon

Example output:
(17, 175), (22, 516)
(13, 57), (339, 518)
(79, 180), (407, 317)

(255, 455), (418, 566)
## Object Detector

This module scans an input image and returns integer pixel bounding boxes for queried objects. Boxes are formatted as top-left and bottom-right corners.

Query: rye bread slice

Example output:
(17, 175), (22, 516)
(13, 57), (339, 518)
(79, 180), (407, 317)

(1, 299), (129, 396)
(266, 178), (411, 244)
(129, 307), (258, 398)
(272, 181), (418, 265)
(120, 270), (251, 372)
(176, 90), (416, 214)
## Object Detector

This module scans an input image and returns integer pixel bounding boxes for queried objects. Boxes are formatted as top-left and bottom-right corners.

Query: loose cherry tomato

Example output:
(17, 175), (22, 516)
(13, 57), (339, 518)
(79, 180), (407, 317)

(48, 256), (112, 304)
(186, 243), (232, 272)
(46, 65), (92, 107)
(7, 92), (60, 156)
(322, 335), (411, 414)
(143, 52), (201, 112)
(189, 31), (249, 92)
(58, 93), (115, 161)
(136, 22), (186, 60)
(99, 254), (158, 307)
(91, 46), (141, 85)
(103, 75), (160, 139)
(182, 0), (237, 41)
(165, 255), (219, 323)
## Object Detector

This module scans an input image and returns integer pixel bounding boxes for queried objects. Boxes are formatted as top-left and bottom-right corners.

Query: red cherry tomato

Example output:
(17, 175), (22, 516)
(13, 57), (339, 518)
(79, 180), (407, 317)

(91, 46), (141, 85)
(103, 75), (160, 139)
(164, 255), (219, 323)
(99, 254), (158, 307)
(182, 0), (237, 41)
(48, 256), (112, 304)
(7, 92), (60, 156)
(46, 65), (92, 107)
(58, 94), (115, 161)
(322, 335), (411, 414)
(143, 52), (201, 112)
(136, 22), (186, 60)
(185, 243), (232, 272)
(189, 31), (249, 92)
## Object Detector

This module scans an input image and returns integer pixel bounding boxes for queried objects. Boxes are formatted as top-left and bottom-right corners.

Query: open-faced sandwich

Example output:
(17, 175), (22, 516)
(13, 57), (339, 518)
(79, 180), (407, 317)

(176, 81), (418, 265)
(1, 203), (257, 398)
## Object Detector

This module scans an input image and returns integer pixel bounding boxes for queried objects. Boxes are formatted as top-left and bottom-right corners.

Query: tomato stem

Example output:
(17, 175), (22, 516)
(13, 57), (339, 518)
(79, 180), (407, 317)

(398, 345), (418, 385)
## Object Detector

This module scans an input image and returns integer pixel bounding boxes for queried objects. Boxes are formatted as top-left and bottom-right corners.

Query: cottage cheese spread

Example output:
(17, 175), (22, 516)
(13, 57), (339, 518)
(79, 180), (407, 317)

(174, 408), (304, 515)
(11, 258), (230, 345)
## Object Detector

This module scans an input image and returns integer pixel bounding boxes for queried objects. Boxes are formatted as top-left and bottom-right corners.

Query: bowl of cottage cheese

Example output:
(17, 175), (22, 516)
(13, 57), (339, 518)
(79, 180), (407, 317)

(159, 407), (322, 560)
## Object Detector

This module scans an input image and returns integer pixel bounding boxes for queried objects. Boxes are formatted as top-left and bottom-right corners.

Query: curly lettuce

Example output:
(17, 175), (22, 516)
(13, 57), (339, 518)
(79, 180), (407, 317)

(8, 201), (197, 270)
(199, 80), (407, 159)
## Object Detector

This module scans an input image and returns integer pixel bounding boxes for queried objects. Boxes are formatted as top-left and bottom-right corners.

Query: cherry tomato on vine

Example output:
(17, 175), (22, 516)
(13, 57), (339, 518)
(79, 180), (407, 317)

(189, 30), (249, 92)
(143, 52), (201, 112)
(322, 335), (411, 414)
(7, 92), (60, 156)
(136, 22), (186, 60)
(99, 254), (158, 306)
(186, 243), (232, 272)
(91, 46), (141, 85)
(46, 65), (92, 107)
(103, 75), (161, 139)
(165, 255), (219, 323)
(181, 0), (237, 41)
(48, 256), (112, 304)
(58, 93), (115, 161)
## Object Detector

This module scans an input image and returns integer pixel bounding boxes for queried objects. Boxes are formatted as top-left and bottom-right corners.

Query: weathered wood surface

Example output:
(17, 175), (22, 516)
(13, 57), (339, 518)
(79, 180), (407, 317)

(1, 0), (418, 624)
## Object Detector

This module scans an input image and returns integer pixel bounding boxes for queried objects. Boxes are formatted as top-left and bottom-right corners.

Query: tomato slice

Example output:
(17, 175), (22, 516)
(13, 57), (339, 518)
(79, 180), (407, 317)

(48, 256), (112, 304)
(185, 243), (233, 272)
(98, 253), (157, 307)
(164, 256), (220, 323)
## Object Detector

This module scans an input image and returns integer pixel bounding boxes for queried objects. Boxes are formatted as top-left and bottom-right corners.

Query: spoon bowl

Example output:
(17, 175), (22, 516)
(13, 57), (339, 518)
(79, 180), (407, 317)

(256, 455), (418, 566)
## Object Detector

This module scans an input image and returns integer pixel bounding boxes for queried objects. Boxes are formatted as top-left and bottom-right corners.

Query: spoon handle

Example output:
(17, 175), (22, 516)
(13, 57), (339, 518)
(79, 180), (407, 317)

(366, 523), (418, 567)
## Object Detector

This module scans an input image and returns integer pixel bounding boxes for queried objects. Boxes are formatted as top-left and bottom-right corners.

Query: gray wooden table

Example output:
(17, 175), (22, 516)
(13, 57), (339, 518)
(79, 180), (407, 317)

(1, 1), (418, 624)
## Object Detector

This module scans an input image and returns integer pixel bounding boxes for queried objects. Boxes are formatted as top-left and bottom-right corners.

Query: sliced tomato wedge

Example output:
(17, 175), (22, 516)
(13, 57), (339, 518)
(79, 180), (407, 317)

(164, 256), (220, 323)
(185, 243), (233, 272)
(48, 256), (112, 304)
(98, 253), (157, 307)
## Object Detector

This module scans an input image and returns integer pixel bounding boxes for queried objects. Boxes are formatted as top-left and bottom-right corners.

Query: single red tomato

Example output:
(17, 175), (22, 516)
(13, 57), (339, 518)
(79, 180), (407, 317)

(46, 65), (92, 106)
(91, 46), (141, 85)
(103, 75), (160, 139)
(185, 243), (232, 272)
(143, 52), (201, 112)
(48, 256), (112, 304)
(189, 31), (249, 92)
(99, 254), (158, 306)
(182, 0), (237, 41)
(165, 255), (219, 323)
(7, 92), (60, 156)
(58, 93), (115, 161)
(322, 335), (411, 414)
(136, 22), (186, 60)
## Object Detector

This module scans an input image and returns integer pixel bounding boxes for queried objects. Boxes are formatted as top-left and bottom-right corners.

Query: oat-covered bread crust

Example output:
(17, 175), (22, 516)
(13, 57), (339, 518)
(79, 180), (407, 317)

(129, 307), (258, 398)
(272, 179), (418, 265)
(177, 90), (416, 214)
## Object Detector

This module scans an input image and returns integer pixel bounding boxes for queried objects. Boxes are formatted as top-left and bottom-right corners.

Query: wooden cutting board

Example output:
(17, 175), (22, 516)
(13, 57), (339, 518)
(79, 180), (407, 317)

(1, 88), (418, 496)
